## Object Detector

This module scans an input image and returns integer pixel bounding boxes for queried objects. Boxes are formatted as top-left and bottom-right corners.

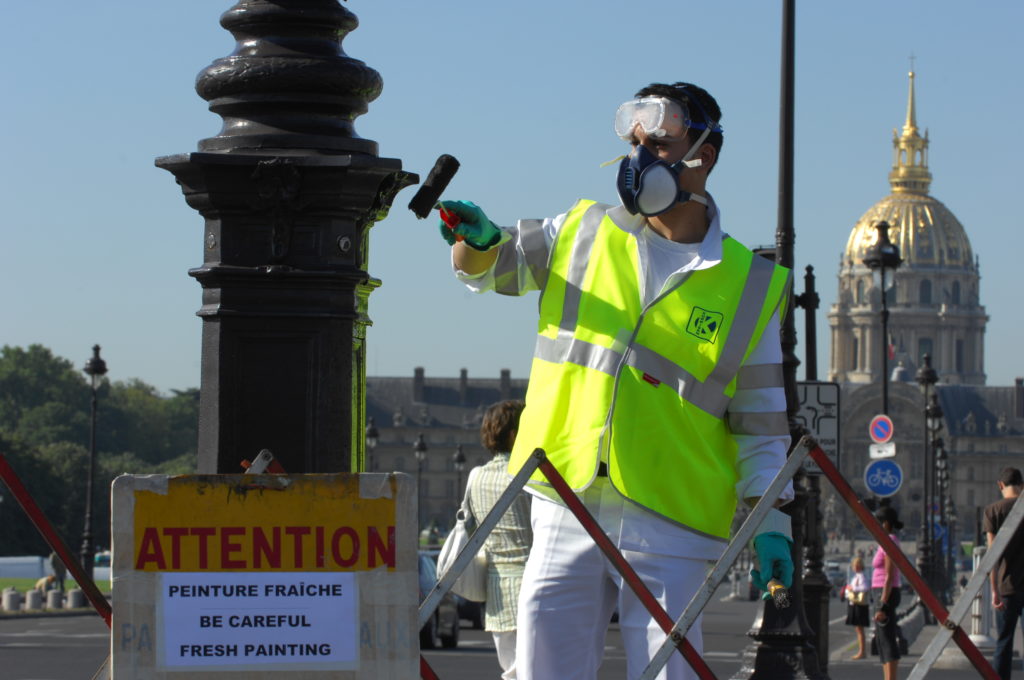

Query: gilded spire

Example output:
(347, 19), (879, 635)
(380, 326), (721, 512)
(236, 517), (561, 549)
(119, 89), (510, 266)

(889, 70), (932, 194)
(903, 71), (918, 135)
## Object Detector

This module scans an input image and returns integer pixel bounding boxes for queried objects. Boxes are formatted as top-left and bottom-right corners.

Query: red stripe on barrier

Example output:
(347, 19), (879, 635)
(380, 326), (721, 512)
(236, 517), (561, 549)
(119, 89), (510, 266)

(0, 452), (112, 627)
(537, 458), (717, 680)
(420, 654), (440, 680)
(808, 444), (999, 680)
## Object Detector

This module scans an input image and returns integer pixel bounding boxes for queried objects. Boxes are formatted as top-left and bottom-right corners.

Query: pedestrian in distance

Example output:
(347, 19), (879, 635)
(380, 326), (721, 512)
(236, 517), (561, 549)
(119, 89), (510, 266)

(983, 466), (1024, 680)
(845, 555), (870, 659)
(466, 400), (532, 680)
(871, 503), (904, 680)
(49, 551), (66, 593)
(438, 81), (795, 680)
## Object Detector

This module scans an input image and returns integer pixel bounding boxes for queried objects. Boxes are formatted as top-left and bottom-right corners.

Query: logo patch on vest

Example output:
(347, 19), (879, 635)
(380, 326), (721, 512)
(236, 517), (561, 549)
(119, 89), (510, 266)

(686, 307), (724, 343)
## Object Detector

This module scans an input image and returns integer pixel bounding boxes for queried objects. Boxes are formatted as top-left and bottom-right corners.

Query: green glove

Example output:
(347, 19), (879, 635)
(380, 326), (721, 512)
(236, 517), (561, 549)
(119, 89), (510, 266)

(750, 533), (794, 600)
(437, 200), (502, 251)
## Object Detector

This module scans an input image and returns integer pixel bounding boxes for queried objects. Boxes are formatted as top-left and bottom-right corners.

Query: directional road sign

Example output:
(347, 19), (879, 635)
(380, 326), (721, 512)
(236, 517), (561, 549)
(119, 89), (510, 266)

(795, 381), (840, 472)
(864, 459), (903, 497)
(868, 414), (895, 444)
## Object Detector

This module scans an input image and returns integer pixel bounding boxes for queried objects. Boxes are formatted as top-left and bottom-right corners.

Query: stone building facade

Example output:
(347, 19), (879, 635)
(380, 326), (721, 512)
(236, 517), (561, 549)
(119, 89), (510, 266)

(825, 72), (1023, 549)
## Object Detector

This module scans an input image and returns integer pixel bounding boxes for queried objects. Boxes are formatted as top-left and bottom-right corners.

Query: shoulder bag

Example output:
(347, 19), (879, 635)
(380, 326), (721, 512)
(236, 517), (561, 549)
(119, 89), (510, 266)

(436, 468), (488, 602)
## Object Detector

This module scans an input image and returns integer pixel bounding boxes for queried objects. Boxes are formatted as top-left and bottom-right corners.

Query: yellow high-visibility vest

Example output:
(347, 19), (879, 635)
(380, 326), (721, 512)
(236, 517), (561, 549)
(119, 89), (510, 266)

(509, 200), (791, 539)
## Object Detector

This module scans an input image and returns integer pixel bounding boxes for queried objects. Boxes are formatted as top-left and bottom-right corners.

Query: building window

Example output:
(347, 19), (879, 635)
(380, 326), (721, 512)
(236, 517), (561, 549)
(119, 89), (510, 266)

(394, 457), (406, 472)
(851, 336), (859, 372)
(856, 279), (864, 304)
(918, 338), (934, 365)
(956, 339), (964, 373)
(445, 479), (455, 501)
(951, 281), (961, 305)
(967, 489), (975, 507)
(919, 279), (932, 304)
(967, 466), (975, 482)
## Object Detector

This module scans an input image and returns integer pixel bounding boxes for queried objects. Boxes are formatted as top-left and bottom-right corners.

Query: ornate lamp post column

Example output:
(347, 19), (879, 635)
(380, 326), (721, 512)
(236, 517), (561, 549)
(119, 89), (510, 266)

(364, 416), (379, 472)
(736, 2), (825, 677)
(414, 434), (428, 531)
(862, 221), (903, 415)
(926, 392), (944, 599)
(934, 439), (950, 602)
(157, 1), (415, 474)
(452, 444), (466, 503)
(80, 345), (108, 582)
(915, 353), (939, 618)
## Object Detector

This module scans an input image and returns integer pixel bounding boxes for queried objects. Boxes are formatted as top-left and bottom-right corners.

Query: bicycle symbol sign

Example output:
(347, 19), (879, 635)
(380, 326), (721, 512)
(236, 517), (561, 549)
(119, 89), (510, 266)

(864, 459), (903, 497)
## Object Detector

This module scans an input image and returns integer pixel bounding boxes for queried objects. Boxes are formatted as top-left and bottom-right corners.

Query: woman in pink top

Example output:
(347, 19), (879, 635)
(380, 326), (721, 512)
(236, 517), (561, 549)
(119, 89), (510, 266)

(871, 504), (904, 680)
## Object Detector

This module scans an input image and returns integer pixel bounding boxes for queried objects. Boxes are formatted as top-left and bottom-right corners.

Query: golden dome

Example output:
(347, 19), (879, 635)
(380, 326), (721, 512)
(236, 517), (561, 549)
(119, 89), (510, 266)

(842, 72), (975, 272)
(843, 192), (975, 271)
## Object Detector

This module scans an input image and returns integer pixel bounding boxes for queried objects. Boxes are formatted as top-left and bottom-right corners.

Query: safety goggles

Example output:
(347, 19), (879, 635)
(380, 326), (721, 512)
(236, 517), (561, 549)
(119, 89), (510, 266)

(614, 96), (722, 142)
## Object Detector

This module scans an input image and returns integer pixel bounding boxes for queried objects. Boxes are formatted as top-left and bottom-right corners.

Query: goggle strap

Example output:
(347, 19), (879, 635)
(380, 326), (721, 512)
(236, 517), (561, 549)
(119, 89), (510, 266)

(680, 191), (708, 207)
(682, 126), (713, 162)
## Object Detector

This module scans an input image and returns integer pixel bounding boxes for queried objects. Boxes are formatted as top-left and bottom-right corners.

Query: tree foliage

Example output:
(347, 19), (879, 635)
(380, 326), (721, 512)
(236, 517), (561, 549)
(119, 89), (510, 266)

(0, 345), (198, 557)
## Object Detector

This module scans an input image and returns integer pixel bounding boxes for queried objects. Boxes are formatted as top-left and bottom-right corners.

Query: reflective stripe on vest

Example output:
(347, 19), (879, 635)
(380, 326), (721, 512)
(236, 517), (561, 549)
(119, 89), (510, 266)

(494, 218), (550, 295)
(510, 200), (791, 539)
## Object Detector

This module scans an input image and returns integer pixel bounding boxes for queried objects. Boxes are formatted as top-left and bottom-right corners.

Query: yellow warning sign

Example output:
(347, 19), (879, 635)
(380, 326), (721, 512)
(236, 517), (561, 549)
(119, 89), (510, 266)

(132, 475), (396, 572)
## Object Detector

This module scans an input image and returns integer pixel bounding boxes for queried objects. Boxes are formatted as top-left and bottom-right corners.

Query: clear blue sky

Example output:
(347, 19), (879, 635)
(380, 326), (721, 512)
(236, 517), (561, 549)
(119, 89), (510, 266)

(2, 1), (1021, 393)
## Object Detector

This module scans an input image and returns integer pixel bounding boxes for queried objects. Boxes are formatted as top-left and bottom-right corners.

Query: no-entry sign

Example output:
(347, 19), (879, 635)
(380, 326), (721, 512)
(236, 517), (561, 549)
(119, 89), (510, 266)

(868, 414), (895, 444)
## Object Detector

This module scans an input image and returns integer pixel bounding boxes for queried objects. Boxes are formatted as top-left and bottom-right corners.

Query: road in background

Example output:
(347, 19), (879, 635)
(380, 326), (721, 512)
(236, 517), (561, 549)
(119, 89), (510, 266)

(0, 590), (998, 679)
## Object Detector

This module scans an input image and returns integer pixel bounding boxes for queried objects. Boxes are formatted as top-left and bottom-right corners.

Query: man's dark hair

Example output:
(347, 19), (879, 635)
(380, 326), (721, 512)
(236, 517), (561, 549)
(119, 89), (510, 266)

(480, 400), (525, 453)
(634, 82), (723, 169)
(999, 467), (1023, 487)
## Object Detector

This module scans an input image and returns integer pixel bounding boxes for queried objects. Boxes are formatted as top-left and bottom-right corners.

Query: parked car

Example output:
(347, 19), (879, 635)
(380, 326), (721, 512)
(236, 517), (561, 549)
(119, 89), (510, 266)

(824, 561), (847, 597)
(418, 551), (460, 649)
(456, 595), (485, 630)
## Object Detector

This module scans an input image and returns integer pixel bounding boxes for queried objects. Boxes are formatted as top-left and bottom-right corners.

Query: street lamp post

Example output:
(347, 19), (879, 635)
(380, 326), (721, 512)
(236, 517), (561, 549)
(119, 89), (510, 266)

(933, 437), (949, 602)
(926, 392), (944, 598)
(413, 433), (428, 531)
(364, 417), (379, 472)
(80, 345), (107, 582)
(915, 353), (939, 613)
(452, 444), (466, 505)
(862, 220), (903, 415)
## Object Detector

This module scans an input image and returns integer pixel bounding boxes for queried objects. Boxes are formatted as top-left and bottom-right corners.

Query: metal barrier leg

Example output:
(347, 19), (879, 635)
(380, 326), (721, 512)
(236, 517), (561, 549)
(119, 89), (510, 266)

(420, 655), (441, 680)
(534, 454), (717, 680)
(907, 496), (1024, 680)
(807, 446), (1001, 680)
(418, 450), (542, 629)
(0, 451), (112, 627)
(638, 437), (813, 680)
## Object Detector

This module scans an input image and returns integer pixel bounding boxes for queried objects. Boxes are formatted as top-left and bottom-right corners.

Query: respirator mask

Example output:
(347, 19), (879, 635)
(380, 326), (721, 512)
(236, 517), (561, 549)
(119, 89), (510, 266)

(613, 95), (721, 217)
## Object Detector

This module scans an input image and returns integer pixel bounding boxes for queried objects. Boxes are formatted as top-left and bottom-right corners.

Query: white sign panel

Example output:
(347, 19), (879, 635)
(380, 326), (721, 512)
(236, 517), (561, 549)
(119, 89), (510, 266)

(869, 442), (897, 459)
(795, 381), (841, 471)
(161, 571), (358, 670)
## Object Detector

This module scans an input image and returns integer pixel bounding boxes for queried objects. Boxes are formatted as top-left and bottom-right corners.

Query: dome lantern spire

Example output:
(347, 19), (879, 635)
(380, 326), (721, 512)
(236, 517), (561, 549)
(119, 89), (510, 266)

(889, 70), (932, 194)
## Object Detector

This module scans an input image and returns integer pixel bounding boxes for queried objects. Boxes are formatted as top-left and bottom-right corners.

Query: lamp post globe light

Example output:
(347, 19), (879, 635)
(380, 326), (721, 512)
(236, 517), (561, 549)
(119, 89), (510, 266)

(80, 345), (108, 581)
(861, 220), (903, 415)
(413, 433), (428, 531)
(915, 353), (939, 600)
(364, 417), (379, 472)
(452, 444), (466, 502)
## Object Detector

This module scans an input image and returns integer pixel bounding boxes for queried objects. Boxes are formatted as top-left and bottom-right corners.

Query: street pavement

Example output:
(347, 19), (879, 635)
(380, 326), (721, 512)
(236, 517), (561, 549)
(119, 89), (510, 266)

(0, 590), (1008, 678)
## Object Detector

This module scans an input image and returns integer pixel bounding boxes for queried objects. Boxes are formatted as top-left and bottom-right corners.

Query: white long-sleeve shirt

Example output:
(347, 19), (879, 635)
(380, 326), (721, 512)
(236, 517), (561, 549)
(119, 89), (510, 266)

(455, 196), (793, 559)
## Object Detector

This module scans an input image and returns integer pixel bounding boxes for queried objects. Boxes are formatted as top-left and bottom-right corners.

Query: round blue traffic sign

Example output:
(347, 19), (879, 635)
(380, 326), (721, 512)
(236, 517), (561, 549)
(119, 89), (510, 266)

(869, 414), (895, 444)
(864, 459), (903, 497)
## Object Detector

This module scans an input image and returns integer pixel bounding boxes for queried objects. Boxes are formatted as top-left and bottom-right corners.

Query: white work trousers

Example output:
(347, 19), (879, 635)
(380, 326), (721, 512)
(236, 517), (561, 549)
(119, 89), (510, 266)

(516, 483), (708, 680)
